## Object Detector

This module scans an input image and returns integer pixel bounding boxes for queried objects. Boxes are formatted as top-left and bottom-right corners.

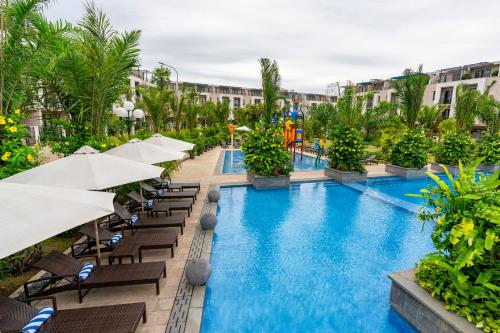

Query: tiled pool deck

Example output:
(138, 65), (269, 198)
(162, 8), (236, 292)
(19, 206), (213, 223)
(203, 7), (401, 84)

(16, 147), (433, 333)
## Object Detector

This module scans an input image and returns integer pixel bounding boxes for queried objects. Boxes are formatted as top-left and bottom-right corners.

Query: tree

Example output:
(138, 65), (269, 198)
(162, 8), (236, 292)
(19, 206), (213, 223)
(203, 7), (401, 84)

(56, 2), (141, 135)
(391, 70), (429, 130)
(137, 86), (172, 132)
(418, 104), (447, 137)
(259, 58), (282, 123)
(0, 0), (69, 114)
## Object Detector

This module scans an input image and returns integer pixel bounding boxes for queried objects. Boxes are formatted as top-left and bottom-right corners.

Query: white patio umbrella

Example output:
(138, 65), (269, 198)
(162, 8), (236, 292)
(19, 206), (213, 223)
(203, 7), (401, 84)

(105, 138), (185, 164)
(0, 183), (115, 259)
(2, 146), (165, 263)
(2, 146), (164, 190)
(144, 133), (195, 152)
(236, 126), (251, 132)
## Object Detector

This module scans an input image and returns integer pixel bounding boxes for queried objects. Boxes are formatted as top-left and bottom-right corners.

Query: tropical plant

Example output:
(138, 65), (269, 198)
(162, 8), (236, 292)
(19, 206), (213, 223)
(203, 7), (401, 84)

(391, 69), (429, 130)
(476, 132), (500, 165)
(418, 104), (447, 137)
(259, 58), (282, 122)
(327, 127), (365, 172)
(0, 109), (38, 178)
(390, 129), (428, 169)
(435, 132), (474, 166)
(413, 162), (500, 332)
(56, 2), (141, 135)
(241, 120), (292, 176)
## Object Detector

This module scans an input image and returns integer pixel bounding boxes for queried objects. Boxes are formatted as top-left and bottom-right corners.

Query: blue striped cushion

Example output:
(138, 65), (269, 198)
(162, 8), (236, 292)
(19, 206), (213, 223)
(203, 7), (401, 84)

(145, 199), (154, 208)
(129, 214), (139, 225)
(78, 262), (94, 281)
(107, 232), (122, 246)
(22, 307), (54, 333)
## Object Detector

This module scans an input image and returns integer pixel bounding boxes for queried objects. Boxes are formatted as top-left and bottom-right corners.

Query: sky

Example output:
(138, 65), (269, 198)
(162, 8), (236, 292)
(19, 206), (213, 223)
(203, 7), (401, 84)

(45, 0), (500, 94)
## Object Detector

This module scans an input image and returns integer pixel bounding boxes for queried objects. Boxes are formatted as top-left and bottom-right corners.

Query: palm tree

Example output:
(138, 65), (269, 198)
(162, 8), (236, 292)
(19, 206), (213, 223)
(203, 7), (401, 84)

(56, 2), (141, 135)
(259, 58), (282, 123)
(391, 69), (429, 130)
(0, 0), (69, 114)
(137, 86), (172, 132)
(418, 104), (447, 137)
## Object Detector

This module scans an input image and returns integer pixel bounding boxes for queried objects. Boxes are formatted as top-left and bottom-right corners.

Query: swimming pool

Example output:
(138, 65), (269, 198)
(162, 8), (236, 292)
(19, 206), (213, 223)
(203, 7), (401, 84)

(201, 181), (434, 332)
(221, 150), (327, 174)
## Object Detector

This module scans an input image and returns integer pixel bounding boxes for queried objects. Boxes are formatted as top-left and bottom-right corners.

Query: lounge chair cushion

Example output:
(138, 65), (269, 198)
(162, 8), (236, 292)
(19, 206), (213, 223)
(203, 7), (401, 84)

(107, 232), (123, 246)
(129, 214), (139, 225)
(22, 307), (54, 333)
(78, 262), (94, 281)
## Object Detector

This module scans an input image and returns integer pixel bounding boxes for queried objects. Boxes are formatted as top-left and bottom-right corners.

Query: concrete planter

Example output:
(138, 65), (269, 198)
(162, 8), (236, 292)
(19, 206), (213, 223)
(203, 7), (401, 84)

(247, 173), (290, 189)
(478, 163), (500, 172)
(385, 164), (427, 179)
(430, 162), (460, 175)
(389, 270), (482, 333)
(324, 167), (367, 183)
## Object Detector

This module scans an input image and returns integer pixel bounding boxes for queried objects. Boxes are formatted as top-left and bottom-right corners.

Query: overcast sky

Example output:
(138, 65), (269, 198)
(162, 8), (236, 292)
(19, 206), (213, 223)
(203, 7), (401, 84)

(46, 0), (500, 93)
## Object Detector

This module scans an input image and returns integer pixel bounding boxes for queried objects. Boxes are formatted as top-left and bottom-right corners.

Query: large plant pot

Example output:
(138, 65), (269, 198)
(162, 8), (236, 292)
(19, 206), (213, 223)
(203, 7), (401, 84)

(324, 167), (367, 183)
(247, 172), (290, 189)
(385, 164), (427, 179)
(478, 163), (500, 172)
(389, 270), (483, 333)
(430, 162), (460, 175)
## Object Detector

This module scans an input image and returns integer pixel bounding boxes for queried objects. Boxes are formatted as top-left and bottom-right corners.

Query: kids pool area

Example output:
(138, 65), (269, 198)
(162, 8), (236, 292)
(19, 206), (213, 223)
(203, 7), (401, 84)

(201, 180), (435, 332)
(221, 149), (327, 173)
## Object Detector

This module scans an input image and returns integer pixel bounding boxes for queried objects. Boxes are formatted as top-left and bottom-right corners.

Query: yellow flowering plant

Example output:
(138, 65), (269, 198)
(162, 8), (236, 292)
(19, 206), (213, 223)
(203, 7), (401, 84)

(0, 109), (38, 179)
(410, 160), (499, 331)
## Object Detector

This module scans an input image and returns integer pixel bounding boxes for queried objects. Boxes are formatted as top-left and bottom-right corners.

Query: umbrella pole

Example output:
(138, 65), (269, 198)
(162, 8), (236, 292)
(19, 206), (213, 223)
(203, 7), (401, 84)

(140, 181), (145, 214)
(93, 219), (101, 266)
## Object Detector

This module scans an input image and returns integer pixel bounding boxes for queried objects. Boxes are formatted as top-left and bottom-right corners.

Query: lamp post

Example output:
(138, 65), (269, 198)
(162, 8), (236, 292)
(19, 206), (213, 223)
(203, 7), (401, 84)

(113, 101), (144, 137)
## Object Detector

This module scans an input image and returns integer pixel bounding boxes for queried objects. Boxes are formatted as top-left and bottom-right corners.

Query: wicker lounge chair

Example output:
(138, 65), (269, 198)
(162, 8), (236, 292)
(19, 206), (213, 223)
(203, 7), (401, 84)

(140, 183), (197, 203)
(112, 202), (186, 235)
(25, 251), (166, 303)
(128, 190), (192, 217)
(73, 223), (179, 261)
(152, 177), (201, 193)
(0, 295), (146, 333)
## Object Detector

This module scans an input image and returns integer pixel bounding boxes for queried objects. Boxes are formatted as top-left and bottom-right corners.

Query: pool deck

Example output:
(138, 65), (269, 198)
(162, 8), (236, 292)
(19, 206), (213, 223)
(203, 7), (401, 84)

(18, 147), (405, 333)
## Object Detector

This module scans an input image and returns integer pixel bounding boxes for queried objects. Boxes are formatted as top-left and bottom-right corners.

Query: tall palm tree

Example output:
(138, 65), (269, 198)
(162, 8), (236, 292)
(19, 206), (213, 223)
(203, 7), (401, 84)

(418, 104), (447, 137)
(56, 2), (141, 135)
(391, 70), (429, 130)
(0, 0), (69, 114)
(259, 58), (282, 123)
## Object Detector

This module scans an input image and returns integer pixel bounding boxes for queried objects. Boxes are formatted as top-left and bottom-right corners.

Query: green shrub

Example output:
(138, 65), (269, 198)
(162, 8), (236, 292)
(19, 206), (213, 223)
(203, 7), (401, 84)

(390, 129), (428, 169)
(327, 126), (365, 172)
(476, 132), (500, 165)
(435, 132), (474, 166)
(241, 120), (292, 176)
(413, 162), (500, 332)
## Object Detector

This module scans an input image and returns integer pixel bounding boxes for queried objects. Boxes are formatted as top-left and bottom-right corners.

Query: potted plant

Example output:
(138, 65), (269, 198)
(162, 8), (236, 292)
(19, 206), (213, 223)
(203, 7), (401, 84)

(476, 132), (499, 172)
(325, 126), (366, 182)
(384, 68), (430, 178)
(431, 132), (474, 175)
(242, 120), (292, 189)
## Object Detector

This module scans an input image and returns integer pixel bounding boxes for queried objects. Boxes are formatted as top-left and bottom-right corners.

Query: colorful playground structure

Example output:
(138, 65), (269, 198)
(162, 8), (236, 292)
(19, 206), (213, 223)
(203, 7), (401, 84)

(283, 104), (304, 161)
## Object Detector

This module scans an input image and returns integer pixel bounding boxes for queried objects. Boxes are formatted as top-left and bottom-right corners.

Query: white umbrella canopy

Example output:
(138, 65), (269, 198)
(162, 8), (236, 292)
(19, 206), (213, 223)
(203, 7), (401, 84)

(0, 183), (115, 259)
(236, 126), (251, 132)
(1, 146), (164, 190)
(105, 138), (185, 164)
(144, 133), (195, 152)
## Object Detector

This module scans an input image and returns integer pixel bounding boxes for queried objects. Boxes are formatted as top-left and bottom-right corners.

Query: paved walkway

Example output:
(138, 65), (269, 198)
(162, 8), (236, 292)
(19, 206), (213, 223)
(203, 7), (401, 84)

(23, 147), (393, 333)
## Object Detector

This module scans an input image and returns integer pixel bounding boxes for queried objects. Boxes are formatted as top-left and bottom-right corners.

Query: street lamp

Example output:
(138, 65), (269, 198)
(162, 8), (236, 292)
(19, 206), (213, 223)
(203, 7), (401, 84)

(113, 101), (144, 136)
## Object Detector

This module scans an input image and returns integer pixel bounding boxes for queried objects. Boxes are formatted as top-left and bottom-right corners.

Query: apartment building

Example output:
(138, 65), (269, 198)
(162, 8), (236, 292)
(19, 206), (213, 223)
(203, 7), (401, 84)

(354, 61), (500, 121)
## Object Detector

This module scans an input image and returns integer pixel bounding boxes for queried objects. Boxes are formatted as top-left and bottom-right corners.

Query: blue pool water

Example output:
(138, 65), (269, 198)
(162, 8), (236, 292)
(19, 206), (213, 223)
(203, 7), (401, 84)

(201, 182), (435, 332)
(222, 150), (327, 174)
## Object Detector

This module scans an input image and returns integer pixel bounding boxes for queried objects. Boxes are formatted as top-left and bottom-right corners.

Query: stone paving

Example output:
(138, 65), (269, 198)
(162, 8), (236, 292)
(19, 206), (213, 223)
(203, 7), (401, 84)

(19, 147), (398, 333)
